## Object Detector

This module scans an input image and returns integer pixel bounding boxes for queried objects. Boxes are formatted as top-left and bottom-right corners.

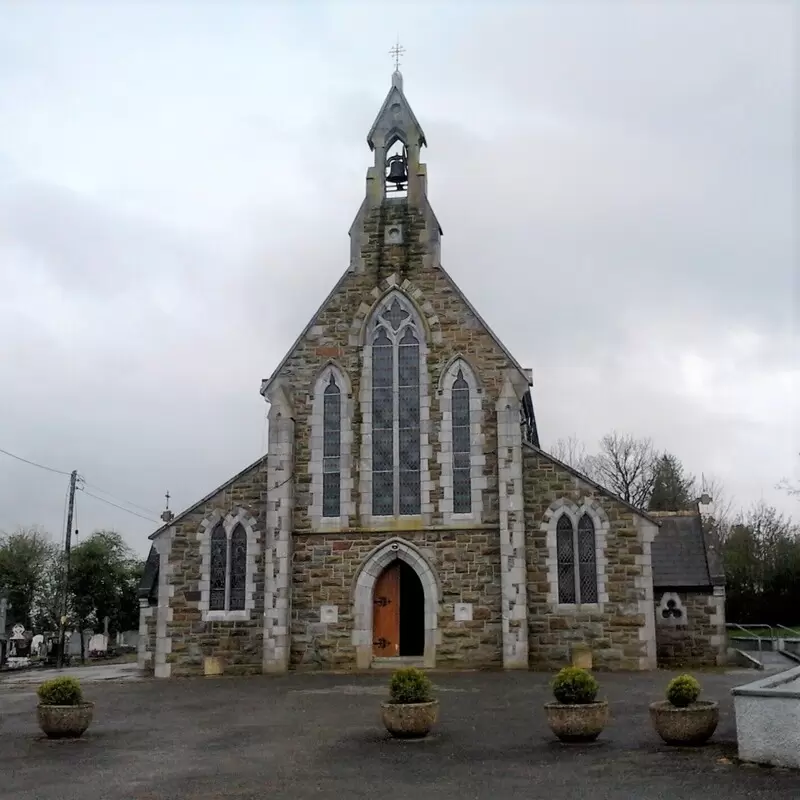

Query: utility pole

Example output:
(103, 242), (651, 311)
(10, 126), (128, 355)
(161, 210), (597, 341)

(57, 470), (78, 669)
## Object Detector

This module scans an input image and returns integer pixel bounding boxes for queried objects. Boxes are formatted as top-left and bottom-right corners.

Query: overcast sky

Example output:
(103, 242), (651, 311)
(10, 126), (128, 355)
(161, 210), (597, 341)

(0, 2), (797, 557)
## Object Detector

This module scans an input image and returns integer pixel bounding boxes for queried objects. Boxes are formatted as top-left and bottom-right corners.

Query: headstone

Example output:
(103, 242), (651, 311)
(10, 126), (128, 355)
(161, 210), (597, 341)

(7, 624), (31, 669)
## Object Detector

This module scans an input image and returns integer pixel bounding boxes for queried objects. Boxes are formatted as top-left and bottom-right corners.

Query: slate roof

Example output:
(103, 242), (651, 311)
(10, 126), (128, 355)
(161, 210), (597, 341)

(138, 546), (159, 601)
(650, 514), (713, 589)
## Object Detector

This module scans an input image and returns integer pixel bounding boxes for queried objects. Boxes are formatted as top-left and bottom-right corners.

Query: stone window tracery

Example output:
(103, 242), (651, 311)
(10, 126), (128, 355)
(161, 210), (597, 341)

(451, 370), (471, 513)
(209, 522), (248, 612)
(556, 513), (598, 605)
(322, 374), (341, 517)
(369, 295), (422, 516)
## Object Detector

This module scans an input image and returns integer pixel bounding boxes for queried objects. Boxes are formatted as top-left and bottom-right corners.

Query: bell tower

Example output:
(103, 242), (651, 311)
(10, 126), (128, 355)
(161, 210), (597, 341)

(349, 53), (442, 275)
(365, 67), (429, 207)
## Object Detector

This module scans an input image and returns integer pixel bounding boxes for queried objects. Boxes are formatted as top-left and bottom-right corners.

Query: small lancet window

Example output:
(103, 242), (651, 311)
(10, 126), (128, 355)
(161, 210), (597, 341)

(228, 525), (247, 611)
(322, 373), (341, 518)
(209, 524), (227, 611)
(451, 370), (472, 513)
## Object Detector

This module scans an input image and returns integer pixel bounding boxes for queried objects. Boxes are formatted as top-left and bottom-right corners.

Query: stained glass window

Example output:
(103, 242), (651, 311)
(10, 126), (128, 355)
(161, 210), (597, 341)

(228, 525), (247, 610)
(322, 374), (341, 517)
(556, 515), (576, 604)
(369, 295), (423, 516)
(209, 524), (227, 611)
(372, 327), (394, 515)
(451, 370), (471, 513)
(556, 513), (598, 604)
(397, 327), (420, 514)
(577, 514), (598, 603)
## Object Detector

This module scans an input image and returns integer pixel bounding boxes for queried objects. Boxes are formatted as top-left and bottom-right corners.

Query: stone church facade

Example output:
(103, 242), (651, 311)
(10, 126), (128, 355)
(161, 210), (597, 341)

(138, 71), (725, 678)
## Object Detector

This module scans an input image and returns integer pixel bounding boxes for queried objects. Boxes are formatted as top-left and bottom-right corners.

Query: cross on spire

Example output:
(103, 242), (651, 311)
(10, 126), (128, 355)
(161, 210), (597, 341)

(389, 39), (405, 72)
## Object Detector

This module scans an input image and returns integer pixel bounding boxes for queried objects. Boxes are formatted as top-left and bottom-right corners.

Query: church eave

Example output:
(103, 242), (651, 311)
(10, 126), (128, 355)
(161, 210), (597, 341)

(438, 263), (529, 386)
(147, 453), (270, 540)
(523, 441), (663, 527)
(260, 268), (353, 400)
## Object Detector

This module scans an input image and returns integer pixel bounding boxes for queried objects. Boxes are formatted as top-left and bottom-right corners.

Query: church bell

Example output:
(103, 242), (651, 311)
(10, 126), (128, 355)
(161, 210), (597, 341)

(386, 154), (408, 188)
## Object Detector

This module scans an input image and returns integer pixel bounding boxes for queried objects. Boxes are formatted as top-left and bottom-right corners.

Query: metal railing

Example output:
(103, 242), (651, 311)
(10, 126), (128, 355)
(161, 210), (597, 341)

(726, 623), (775, 664)
(775, 624), (800, 640)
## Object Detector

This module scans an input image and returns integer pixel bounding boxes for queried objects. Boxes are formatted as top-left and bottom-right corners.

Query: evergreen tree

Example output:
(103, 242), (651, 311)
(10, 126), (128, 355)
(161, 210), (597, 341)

(648, 453), (697, 511)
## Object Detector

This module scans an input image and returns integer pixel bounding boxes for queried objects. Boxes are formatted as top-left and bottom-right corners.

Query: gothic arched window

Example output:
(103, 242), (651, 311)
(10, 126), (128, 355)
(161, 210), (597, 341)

(370, 295), (422, 516)
(322, 374), (342, 517)
(556, 513), (598, 604)
(229, 525), (247, 611)
(209, 524), (227, 611)
(208, 523), (248, 612)
(451, 369), (471, 514)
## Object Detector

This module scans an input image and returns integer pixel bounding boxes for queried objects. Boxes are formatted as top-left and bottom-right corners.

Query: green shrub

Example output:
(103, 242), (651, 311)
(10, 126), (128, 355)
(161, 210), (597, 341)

(388, 667), (433, 704)
(666, 674), (700, 707)
(552, 667), (599, 705)
(37, 676), (83, 706)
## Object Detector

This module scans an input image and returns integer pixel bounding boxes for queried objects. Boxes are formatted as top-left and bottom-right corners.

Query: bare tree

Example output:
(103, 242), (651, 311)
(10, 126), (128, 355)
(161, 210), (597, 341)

(776, 452), (800, 499)
(591, 432), (658, 509)
(547, 434), (596, 476)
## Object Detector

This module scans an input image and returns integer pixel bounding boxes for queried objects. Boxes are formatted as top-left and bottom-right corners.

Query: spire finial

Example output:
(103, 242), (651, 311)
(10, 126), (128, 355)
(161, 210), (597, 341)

(160, 490), (174, 524)
(389, 38), (405, 73)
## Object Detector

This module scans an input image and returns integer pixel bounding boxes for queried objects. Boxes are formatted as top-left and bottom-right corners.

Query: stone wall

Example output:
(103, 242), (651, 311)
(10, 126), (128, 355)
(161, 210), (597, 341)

(265, 201), (527, 535)
(522, 445), (658, 671)
(154, 458), (268, 677)
(654, 588), (726, 667)
(137, 601), (156, 674)
(290, 528), (503, 670)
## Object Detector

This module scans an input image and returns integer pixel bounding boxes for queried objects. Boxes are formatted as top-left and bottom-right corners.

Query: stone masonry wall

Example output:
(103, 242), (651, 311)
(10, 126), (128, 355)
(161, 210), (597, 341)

(290, 529), (503, 669)
(156, 458), (268, 677)
(655, 589), (727, 667)
(523, 446), (657, 671)
(268, 200), (525, 534)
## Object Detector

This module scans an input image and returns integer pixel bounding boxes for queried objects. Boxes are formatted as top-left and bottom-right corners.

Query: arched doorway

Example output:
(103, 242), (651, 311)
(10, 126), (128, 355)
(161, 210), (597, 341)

(372, 560), (425, 658)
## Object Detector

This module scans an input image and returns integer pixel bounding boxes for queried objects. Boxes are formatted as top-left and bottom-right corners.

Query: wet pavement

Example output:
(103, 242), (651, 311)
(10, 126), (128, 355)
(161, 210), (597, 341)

(0, 661), (142, 686)
(1, 668), (798, 800)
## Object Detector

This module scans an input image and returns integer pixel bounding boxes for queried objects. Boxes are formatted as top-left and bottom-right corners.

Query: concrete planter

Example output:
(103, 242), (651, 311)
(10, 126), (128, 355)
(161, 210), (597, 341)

(381, 700), (439, 739)
(37, 702), (94, 739)
(544, 700), (609, 742)
(649, 700), (719, 745)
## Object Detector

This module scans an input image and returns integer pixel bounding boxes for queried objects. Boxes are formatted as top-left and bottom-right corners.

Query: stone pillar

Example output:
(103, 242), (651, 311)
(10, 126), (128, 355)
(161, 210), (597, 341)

(636, 517), (659, 670)
(495, 375), (528, 669)
(710, 585), (727, 666)
(153, 528), (174, 679)
(137, 598), (154, 671)
(263, 382), (295, 673)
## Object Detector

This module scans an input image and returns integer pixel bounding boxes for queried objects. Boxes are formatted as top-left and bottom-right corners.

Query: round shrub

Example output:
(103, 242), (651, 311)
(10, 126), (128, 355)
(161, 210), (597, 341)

(666, 674), (700, 707)
(388, 667), (433, 704)
(552, 667), (599, 705)
(37, 676), (83, 706)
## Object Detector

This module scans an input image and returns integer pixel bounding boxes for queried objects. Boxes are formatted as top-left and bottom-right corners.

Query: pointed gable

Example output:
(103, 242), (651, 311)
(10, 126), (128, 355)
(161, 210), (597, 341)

(367, 70), (427, 150)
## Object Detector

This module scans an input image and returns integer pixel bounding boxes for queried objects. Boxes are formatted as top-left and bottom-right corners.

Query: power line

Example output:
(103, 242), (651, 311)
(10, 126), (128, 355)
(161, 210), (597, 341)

(0, 446), (72, 477)
(81, 481), (159, 517)
(2, 444), (159, 521)
(79, 489), (159, 523)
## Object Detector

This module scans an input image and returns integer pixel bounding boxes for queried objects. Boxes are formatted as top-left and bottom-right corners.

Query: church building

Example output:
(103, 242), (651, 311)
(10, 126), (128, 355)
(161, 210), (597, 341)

(138, 69), (726, 677)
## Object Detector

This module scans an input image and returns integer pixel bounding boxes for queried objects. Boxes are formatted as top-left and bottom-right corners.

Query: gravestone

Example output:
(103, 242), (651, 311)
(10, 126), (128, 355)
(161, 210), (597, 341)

(7, 624), (31, 669)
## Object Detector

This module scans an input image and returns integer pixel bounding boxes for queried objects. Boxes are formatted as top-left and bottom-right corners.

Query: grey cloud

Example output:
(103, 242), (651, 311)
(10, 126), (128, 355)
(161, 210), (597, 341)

(0, 3), (796, 557)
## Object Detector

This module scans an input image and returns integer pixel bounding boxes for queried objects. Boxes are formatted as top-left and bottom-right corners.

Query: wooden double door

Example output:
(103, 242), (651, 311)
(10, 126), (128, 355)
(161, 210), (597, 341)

(372, 560), (425, 658)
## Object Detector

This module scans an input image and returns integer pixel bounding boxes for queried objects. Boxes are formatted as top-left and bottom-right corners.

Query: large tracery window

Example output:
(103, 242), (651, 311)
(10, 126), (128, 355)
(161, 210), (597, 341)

(370, 296), (422, 516)
(209, 523), (248, 611)
(556, 513), (598, 605)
